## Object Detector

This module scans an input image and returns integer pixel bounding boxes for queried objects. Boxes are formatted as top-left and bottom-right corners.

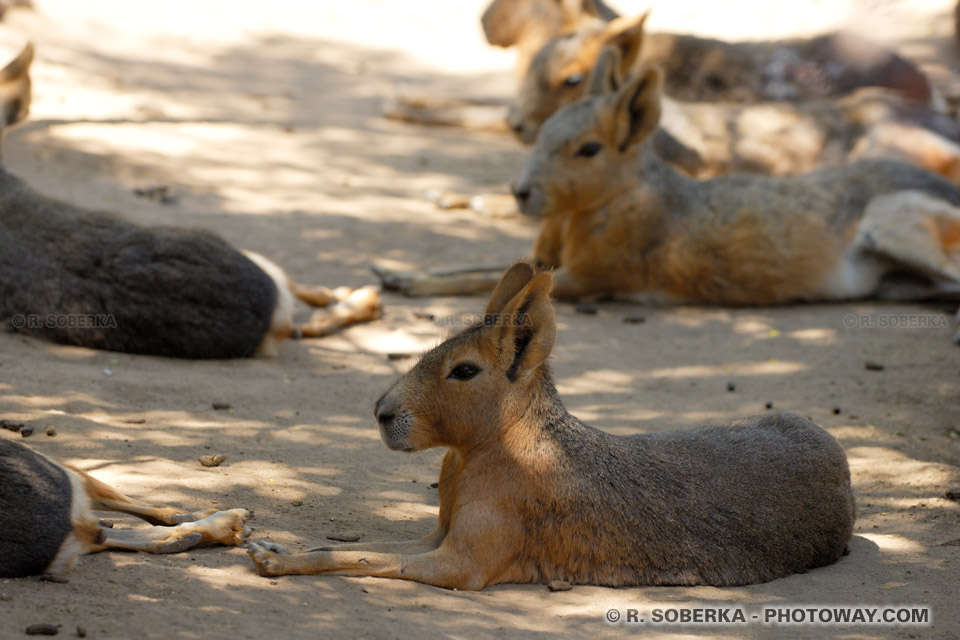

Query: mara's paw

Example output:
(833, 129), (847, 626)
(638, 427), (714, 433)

(370, 265), (415, 294)
(469, 194), (518, 218)
(246, 541), (290, 577)
(200, 509), (252, 546)
(339, 285), (383, 321)
(426, 188), (471, 210)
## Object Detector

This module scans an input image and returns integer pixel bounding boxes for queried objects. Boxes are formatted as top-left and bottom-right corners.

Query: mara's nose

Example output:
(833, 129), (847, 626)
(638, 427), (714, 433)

(375, 401), (396, 428)
(506, 109), (525, 138)
(511, 181), (531, 205)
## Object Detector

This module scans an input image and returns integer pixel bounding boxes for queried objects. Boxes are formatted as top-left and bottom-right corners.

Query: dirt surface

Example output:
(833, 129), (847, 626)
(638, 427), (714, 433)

(1, 1), (959, 638)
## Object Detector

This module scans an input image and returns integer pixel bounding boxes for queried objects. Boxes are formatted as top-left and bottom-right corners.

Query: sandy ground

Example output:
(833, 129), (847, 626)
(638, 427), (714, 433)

(0, 0), (959, 638)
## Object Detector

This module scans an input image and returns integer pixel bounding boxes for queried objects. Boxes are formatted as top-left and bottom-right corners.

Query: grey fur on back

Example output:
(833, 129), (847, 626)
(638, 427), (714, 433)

(0, 438), (74, 578)
(0, 170), (278, 358)
(641, 149), (960, 235)
(528, 382), (855, 586)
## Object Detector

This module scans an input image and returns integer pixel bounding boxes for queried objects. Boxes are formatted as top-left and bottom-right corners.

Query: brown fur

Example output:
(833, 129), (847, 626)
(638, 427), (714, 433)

(247, 264), (856, 589)
(510, 52), (960, 306)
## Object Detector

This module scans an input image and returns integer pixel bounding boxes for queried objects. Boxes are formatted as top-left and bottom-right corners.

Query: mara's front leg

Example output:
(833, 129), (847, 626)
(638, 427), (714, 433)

(247, 539), (496, 591)
(247, 502), (519, 590)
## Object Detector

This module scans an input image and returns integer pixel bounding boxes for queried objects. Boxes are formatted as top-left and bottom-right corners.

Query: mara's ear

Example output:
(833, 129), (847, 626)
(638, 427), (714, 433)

(0, 42), (34, 84)
(587, 46), (622, 95)
(485, 262), (536, 316)
(611, 65), (662, 152)
(581, 0), (601, 17)
(495, 271), (556, 381)
(0, 42), (33, 130)
(601, 12), (649, 75)
(559, 0), (585, 30)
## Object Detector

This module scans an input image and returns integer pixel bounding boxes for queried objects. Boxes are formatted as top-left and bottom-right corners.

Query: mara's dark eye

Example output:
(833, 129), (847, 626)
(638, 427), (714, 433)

(563, 73), (585, 87)
(575, 141), (604, 158)
(448, 363), (481, 381)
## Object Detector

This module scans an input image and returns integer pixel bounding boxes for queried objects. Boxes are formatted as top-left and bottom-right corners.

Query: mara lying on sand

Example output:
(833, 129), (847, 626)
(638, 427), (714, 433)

(484, 0), (931, 104)
(0, 438), (250, 578)
(507, 12), (960, 183)
(0, 43), (381, 359)
(376, 50), (960, 343)
(248, 263), (856, 589)
(387, 0), (931, 137)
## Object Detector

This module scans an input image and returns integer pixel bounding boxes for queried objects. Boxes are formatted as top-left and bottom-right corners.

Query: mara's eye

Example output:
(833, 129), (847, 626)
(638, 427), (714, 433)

(563, 73), (585, 87)
(448, 363), (481, 381)
(575, 141), (604, 158)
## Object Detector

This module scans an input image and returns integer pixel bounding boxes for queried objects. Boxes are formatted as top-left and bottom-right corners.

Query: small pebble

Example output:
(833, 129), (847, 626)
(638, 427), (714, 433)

(291, 500), (303, 507)
(326, 532), (361, 543)
(864, 361), (885, 371)
(832, 406), (842, 415)
(25, 623), (59, 636)
(103, 368), (112, 376)
(199, 454), (227, 468)
(622, 315), (646, 324)
(19, 425), (34, 437)
(0, 419), (24, 432)
(0, 593), (11, 601)
(45, 426), (56, 437)
(76, 627), (87, 638)
(429, 482), (439, 489)
(211, 402), (231, 411)
(547, 580), (572, 592)
(387, 353), (412, 361)
(726, 381), (736, 392)
(574, 303), (598, 315)
(269, 580), (278, 586)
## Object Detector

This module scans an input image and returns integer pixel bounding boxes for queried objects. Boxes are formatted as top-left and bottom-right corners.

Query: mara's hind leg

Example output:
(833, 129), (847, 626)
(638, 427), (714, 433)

(851, 124), (960, 185)
(371, 264), (511, 297)
(858, 191), (960, 284)
(298, 285), (383, 337)
(288, 282), (343, 308)
(72, 467), (219, 525)
(93, 509), (251, 554)
(381, 94), (510, 134)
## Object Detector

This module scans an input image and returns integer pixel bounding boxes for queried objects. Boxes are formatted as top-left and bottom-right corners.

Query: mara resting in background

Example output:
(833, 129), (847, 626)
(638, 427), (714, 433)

(391, 0), (931, 140)
(0, 42), (381, 359)
(0, 438), (250, 578)
(380, 49), (960, 332)
(247, 263), (856, 589)
(507, 12), (960, 182)
(486, 0), (930, 105)
(511, 51), (960, 306)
